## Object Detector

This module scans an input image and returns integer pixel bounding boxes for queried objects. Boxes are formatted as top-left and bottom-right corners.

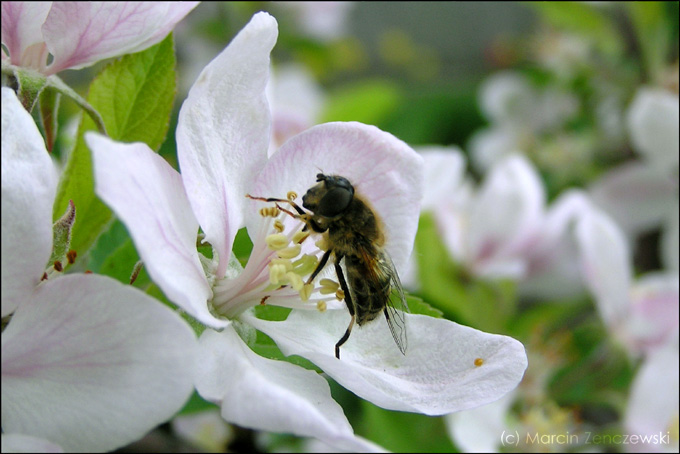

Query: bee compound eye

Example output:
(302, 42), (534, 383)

(317, 186), (353, 217)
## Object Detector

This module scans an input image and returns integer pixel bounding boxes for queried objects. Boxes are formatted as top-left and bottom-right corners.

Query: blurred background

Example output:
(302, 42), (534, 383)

(55, 2), (679, 452)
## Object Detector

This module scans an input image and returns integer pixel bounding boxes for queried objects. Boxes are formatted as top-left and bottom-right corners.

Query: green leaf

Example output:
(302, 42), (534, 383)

(404, 293), (443, 318)
(321, 79), (403, 125)
(627, 2), (673, 80)
(52, 33), (178, 261)
(413, 213), (517, 333)
(527, 2), (624, 56)
(357, 400), (455, 453)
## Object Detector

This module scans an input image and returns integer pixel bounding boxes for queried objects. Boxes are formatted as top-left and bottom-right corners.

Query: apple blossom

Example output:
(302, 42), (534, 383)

(1, 87), (198, 452)
(1, 1), (199, 76)
(86, 11), (528, 449)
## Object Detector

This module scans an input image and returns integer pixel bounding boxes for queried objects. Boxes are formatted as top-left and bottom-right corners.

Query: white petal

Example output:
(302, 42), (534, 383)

(1, 88), (56, 317)
(627, 88), (679, 170)
(177, 12), (277, 279)
(624, 344), (679, 444)
(244, 310), (527, 415)
(445, 391), (515, 453)
(467, 154), (545, 277)
(1, 274), (198, 453)
(195, 326), (384, 452)
(575, 207), (632, 327)
(0, 2), (51, 68)
(589, 161), (676, 237)
(417, 145), (468, 211)
(1, 433), (63, 453)
(87, 132), (227, 329)
(247, 121), (424, 272)
(42, 2), (199, 74)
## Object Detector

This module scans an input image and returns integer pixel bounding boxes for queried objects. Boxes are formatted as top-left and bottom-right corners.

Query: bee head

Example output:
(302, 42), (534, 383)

(302, 173), (354, 217)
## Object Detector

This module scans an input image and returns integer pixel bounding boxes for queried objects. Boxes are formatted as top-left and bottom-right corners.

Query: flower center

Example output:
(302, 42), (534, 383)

(209, 197), (344, 319)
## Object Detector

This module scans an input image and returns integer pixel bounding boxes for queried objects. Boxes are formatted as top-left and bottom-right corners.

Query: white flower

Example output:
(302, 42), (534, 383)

(1, 1), (199, 75)
(87, 12), (528, 450)
(1, 87), (197, 452)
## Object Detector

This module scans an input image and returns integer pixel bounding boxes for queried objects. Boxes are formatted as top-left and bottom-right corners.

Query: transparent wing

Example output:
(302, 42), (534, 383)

(378, 252), (409, 355)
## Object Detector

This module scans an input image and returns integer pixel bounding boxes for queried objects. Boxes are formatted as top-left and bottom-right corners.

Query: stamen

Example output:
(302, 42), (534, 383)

(319, 278), (339, 294)
(266, 233), (289, 250)
(292, 254), (319, 276)
(292, 230), (310, 244)
(277, 244), (301, 259)
(269, 263), (287, 284)
(287, 191), (298, 201)
(273, 220), (285, 232)
(300, 283), (313, 301)
(285, 272), (304, 291)
(335, 289), (345, 300)
(315, 237), (329, 251)
(317, 301), (327, 312)
(260, 206), (281, 218)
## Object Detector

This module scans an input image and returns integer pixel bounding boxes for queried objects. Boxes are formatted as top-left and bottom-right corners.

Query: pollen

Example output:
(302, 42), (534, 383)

(265, 233), (289, 250)
(474, 358), (484, 367)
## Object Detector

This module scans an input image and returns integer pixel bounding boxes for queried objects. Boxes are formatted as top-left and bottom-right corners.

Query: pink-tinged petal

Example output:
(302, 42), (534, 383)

(42, 2), (199, 75)
(1, 433), (63, 453)
(1, 274), (198, 453)
(418, 146), (469, 211)
(177, 12), (277, 279)
(624, 344), (679, 448)
(467, 154), (545, 277)
(244, 310), (527, 415)
(575, 207), (632, 327)
(195, 326), (386, 452)
(627, 88), (679, 170)
(0, 2), (51, 68)
(87, 132), (228, 329)
(1, 88), (56, 317)
(590, 161), (676, 236)
(247, 121), (424, 272)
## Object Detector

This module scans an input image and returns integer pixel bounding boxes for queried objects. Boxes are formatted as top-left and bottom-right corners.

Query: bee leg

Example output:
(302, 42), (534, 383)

(245, 195), (306, 216)
(333, 256), (355, 359)
(305, 248), (332, 285)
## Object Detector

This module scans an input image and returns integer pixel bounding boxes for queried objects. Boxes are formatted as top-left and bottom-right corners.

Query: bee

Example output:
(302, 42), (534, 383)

(247, 173), (408, 359)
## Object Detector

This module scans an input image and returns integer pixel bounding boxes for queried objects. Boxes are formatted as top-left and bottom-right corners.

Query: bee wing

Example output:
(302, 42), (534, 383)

(378, 252), (409, 355)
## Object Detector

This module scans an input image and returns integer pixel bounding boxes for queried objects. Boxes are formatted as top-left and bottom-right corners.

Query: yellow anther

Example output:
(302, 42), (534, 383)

(335, 289), (345, 300)
(315, 236), (329, 251)
(292, 230), (310, 244)
(269, 263), (287, 285)
(273, 220), (285, 233)
(317, 301), (327, 312)
(277, 244), (301, 259)
(287, 191), (298, 201)
(319, 278), (339, 294)
(266, 233), (289, 250)
(269, 258), (293, 271)
(260, 206), (280, 218)
(300, 283), (313, 301)
(292, 254), (319, 276)
(285, 272), (304, 291)
(474, 358), (484, 367)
